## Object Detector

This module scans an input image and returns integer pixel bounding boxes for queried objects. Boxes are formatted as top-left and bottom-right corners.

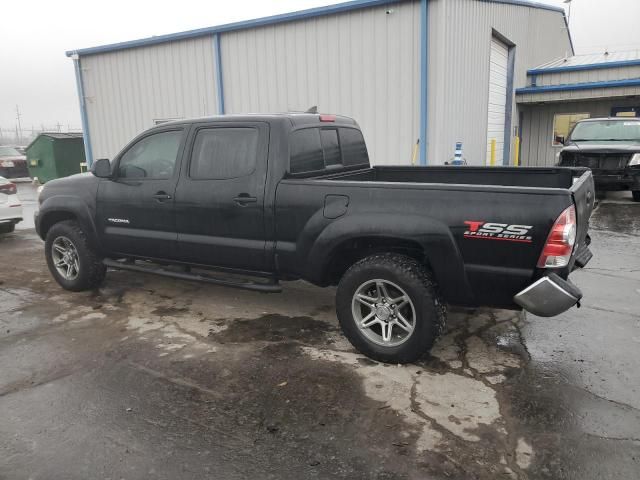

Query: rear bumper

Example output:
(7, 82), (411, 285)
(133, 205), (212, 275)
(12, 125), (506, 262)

(514, 273), (582, 317)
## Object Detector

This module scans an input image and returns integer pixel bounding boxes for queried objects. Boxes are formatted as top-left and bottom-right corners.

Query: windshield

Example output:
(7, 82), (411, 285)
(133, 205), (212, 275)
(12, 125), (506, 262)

(569, 120), (640, 142)
(0, 146), (22, 157)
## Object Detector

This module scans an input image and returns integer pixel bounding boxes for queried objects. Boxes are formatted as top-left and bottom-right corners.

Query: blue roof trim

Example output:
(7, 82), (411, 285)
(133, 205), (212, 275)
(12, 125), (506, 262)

(528, 58), (640, 75)
(66, 0), (569, 57)
(516, 78), (640, 94)
(66, 0), (398, 57)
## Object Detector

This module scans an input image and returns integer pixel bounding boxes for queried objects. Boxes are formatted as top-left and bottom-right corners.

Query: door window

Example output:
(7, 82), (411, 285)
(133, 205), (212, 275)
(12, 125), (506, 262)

(118, 130), (183, 179)
(190, 128), (259, 179)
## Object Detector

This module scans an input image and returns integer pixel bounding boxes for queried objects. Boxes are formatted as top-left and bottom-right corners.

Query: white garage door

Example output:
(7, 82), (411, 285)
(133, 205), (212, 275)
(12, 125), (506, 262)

(486, 37), (509, 165)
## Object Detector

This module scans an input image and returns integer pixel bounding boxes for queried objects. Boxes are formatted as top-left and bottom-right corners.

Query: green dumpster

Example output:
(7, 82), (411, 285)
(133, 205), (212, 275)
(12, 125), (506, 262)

(26, 133), (86, 183)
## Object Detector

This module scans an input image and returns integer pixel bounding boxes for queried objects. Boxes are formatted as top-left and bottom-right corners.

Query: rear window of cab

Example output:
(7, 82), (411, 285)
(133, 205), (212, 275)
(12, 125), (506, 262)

(289, 127), (369, 174)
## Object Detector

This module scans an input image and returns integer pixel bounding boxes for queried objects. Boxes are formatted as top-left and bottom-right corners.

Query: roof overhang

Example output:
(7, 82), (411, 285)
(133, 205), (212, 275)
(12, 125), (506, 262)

(65, 0), (569, 58)
(516, 79), (640, 104)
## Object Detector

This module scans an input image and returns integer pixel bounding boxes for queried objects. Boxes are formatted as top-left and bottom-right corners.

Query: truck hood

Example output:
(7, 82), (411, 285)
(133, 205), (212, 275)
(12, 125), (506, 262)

(40, 172), (99, 204)
(562, 142), (640, 154)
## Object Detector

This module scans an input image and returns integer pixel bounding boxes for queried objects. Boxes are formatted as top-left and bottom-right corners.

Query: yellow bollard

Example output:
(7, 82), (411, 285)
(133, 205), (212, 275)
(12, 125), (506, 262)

(490, 139), (496, 166)
(513, 137), (520, 166)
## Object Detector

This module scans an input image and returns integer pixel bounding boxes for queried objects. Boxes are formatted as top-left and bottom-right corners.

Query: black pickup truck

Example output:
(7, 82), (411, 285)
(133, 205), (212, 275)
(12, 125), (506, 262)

(36, 114), (595, 363)
(558, 117), (640, 200)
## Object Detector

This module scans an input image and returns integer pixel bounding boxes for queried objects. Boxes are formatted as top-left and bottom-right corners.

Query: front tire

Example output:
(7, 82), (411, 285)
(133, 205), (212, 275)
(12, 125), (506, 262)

(45, 220), (106, 291)
(336, 253), (446, 364)
(632, 191), (640, 202)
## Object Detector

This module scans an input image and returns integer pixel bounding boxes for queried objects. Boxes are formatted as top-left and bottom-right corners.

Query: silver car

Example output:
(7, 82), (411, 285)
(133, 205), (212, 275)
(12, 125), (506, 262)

(0, 176), (23, 233)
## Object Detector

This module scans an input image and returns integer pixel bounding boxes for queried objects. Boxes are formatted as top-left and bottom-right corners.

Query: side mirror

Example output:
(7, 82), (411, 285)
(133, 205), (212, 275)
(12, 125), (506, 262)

(92, 158), (112, 178)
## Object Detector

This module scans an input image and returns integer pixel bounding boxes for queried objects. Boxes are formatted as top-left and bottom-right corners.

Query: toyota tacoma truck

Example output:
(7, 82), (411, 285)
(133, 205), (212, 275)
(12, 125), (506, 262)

(36, 114), (594, 363)
(557, 117), (640, 201)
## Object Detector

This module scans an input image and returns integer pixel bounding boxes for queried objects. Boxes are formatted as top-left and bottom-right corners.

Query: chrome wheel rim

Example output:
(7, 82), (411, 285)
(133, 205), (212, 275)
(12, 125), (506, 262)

(51, 236), (80, 281)
(351, 279), (416, 347)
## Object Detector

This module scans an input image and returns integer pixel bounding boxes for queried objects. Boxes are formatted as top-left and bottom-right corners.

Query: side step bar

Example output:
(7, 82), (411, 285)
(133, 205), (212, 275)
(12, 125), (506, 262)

(103, 258), (282, 293)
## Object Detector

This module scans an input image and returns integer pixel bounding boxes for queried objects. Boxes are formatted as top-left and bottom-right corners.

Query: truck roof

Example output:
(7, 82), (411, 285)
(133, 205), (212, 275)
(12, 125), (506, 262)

(578, 117), (640, 123)
(155, 113), (358, 129)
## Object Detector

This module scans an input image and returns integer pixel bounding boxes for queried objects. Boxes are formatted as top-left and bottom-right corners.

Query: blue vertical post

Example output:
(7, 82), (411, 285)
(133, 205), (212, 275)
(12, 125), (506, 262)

(213, 33), (226, 114)
(419, 0), (429, 165)
(72, 54), (94, 166)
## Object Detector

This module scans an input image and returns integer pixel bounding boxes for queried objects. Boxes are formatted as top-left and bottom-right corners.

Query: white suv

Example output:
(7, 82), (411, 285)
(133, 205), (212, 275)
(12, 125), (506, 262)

(0, 176), (22, 234)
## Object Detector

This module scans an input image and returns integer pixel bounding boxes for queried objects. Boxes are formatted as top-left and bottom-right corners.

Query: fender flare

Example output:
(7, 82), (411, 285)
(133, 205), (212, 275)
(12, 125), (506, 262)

(303, 213), (474, 305)
(37, 195), (102, 251)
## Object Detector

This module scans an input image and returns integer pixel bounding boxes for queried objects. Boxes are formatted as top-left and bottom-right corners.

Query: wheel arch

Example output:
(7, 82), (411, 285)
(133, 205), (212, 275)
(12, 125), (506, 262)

(37, 196), (101, 251)
(306, 213), (475, 305)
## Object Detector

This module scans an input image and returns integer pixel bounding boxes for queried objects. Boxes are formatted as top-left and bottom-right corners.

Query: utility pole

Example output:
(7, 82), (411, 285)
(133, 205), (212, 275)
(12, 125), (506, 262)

(15, 105), (23, 144)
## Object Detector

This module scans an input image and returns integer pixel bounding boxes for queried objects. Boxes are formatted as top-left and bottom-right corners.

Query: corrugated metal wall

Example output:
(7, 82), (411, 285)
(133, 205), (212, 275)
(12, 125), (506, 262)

(220, 1), (421, 166)
(81, 37), (219, 159)
(426, 0), (572, 165)
(520, 98), (640, 167)
(78, 0), (572, 166)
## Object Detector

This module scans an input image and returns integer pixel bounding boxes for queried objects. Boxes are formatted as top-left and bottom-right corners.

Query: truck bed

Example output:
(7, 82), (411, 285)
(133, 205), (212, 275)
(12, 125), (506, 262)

(276, 165), (594, 309)
(321, 165), (587, 189)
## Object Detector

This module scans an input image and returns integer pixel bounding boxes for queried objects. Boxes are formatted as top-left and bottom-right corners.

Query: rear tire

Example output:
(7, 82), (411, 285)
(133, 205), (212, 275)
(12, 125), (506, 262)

(336, 253), (446, 364)
(45, 220), (106, 292)
(632, 191), (640, 202)
(0, 223), (15, 234)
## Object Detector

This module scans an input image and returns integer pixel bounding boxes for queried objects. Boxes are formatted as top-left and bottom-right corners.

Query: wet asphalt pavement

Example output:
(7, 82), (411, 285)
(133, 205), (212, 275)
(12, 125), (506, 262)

(0, 188), (639, 479)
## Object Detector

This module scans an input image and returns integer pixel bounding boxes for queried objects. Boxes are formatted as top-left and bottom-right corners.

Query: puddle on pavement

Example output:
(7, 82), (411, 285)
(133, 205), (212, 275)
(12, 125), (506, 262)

(2, 264), (593, 479)
(590, 204), (640, 236)
(112, 286), (538, 479)
(214, 313), (338, 344)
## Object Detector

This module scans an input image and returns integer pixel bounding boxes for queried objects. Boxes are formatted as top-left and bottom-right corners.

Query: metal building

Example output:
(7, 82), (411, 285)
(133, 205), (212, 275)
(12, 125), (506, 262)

(517, 51), (640, 166)
(66, 0), (573, 167)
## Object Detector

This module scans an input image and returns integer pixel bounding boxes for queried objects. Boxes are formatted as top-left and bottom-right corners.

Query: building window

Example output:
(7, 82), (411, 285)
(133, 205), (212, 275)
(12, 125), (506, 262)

(552, 113), (590, 146)
(611, 106), (640, 118)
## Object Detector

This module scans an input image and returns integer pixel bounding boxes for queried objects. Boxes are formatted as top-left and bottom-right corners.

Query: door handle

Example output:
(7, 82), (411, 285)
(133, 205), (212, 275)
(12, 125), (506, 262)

(234, 194), (257, 206)
(152, 192), (172, 201)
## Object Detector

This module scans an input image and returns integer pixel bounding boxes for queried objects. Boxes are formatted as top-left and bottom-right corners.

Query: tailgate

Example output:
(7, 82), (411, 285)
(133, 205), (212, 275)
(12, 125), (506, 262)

(570, 170), (595, 266)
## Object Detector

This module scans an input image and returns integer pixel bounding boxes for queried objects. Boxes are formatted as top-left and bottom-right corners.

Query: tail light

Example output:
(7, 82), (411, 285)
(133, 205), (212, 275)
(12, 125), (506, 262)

(319, 114), (336, 122)
(0, 182), (17, 195)
(538, 205), (577, 268)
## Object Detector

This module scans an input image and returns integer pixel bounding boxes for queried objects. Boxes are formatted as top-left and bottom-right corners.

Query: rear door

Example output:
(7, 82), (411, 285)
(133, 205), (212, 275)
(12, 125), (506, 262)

(173, 121), (269, 271)
(96, 127), (187, 258)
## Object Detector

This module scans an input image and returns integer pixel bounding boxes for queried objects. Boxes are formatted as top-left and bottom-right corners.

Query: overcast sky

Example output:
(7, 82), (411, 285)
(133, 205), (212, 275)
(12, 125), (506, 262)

(1, 0), (639, 133)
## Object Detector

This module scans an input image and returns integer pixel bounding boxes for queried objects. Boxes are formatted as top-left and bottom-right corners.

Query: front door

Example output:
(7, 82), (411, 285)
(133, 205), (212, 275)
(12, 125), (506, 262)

(96, 127), (187, 259)
(174, 122), (269, 271)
